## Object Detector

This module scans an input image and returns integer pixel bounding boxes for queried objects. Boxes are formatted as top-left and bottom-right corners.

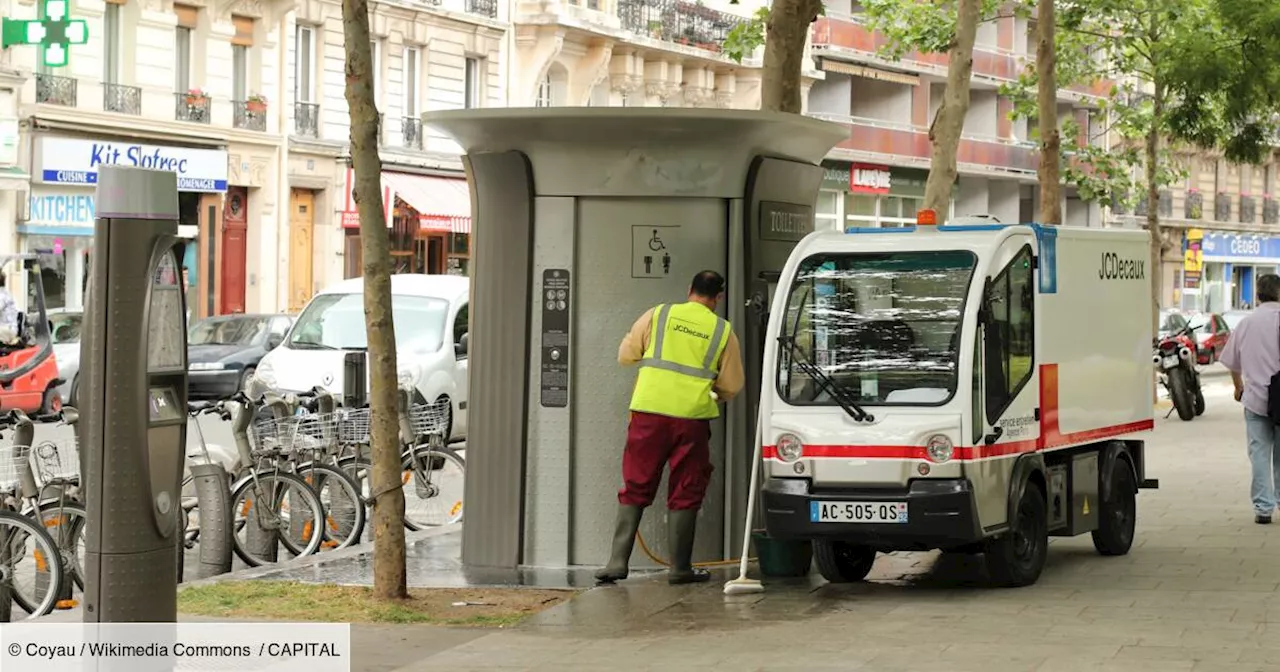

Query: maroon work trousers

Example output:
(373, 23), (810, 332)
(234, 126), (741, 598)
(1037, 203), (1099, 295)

(618, 411), (713, 511)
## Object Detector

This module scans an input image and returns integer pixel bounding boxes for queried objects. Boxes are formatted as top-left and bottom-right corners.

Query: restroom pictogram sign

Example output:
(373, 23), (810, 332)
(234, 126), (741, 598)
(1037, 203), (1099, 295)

(632, 225), (678, 279)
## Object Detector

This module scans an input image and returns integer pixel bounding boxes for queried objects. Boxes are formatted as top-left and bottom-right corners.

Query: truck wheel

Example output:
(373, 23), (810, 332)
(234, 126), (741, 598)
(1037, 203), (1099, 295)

(1168, 369), (1195, 421)
(985, 482), (1048, 587)
(813, 540), (876, 583)
(1092, 460), (1136, 556)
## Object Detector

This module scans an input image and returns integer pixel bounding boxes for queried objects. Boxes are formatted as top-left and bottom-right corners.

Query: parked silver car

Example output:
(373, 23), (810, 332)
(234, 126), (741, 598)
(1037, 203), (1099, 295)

(49, 309), (82, 406)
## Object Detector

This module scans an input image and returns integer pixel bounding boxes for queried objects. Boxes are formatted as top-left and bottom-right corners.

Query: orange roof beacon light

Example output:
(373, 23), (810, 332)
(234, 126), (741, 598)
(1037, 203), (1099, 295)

(916, 208), (937, 226)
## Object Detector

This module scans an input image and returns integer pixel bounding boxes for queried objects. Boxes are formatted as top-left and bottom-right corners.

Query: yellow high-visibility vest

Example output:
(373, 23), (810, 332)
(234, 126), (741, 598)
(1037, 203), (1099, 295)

(629, 302), (730, 420)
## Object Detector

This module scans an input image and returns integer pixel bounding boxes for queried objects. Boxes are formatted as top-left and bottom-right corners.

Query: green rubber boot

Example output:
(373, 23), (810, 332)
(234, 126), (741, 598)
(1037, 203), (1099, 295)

(594, 505), (643, 584)
(667, 509), (711, 585)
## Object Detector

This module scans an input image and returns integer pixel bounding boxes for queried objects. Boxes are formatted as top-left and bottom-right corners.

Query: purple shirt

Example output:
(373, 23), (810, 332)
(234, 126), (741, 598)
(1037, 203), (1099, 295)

(1220, 302), (1280, 416)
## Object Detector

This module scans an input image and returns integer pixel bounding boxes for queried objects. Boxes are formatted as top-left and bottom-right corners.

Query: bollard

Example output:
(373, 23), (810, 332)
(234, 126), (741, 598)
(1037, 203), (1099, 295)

(189, 463), (234, 578)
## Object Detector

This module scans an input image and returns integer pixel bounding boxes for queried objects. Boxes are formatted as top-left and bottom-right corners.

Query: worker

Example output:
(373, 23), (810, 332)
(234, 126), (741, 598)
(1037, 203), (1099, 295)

(596, 270), (745, 585)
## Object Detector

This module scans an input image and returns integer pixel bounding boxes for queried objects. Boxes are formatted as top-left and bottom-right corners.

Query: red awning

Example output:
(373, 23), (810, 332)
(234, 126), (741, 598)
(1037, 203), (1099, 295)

(341, 169), (472, 234)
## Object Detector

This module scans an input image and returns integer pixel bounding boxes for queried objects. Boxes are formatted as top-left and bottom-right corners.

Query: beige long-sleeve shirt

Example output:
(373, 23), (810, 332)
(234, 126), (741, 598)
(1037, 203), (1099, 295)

(618, 305), (745, 403)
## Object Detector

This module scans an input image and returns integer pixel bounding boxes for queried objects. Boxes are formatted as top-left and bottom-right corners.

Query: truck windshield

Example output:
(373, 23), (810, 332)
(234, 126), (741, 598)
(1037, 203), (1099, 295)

(777, 250), (977, 406)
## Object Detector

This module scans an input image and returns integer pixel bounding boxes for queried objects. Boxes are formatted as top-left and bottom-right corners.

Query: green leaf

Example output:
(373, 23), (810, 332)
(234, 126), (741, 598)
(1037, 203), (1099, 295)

(723, 7), (767, 63)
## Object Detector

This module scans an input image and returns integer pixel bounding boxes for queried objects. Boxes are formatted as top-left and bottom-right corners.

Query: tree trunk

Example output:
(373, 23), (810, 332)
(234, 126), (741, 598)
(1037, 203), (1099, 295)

(1035, 0), (1062, 226)
(922, 0), (982, 221)
(761, 0), (823, 113)
(1147, 81), (1166, 333)
(342, 0), (408, 601)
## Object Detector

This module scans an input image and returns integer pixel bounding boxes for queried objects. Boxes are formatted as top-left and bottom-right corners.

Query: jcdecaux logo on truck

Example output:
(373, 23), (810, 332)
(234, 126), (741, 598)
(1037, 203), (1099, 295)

(36, 137), (228, 193)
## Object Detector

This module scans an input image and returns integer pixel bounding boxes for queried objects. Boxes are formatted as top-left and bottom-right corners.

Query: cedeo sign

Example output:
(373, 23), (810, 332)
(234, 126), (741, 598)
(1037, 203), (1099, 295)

(35, 136), (228, 192)
(850, 163), (892, 194)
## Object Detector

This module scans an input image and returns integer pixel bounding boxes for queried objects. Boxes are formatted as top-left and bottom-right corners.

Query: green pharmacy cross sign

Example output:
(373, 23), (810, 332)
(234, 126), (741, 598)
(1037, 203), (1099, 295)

(1, 0), (89, 68)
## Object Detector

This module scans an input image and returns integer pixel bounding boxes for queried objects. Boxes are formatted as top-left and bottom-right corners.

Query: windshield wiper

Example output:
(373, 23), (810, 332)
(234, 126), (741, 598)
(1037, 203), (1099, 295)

(780, 334), (873, 423)
(289, 340), (339, 351)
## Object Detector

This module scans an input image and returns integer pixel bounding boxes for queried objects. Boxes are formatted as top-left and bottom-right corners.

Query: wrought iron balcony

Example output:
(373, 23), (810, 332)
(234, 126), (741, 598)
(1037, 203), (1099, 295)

(103, 83), (141, 115)
(402, 117), (423, 150)
(617, 0), (745, 53)
(36, 73), (77, 107)
(294, 102), (320, 138)
(466, 0), (497, 18)
(232, 100), (267, 132)
(175, 92), (211, 124)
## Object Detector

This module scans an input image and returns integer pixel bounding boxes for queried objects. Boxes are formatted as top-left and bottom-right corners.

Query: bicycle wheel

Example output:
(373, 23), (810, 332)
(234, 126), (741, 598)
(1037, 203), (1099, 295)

(335, 458), (373, 541)
(294, 462), (366, 551)
(401, 446), (465, 530)
(0, 509), (65, 620)
(230, 471), (325, 567)
(24, 501), (86, 592)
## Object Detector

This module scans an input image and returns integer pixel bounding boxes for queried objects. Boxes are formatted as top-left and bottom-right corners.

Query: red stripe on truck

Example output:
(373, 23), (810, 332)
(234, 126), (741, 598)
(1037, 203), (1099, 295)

(762, 364), (1153, 463)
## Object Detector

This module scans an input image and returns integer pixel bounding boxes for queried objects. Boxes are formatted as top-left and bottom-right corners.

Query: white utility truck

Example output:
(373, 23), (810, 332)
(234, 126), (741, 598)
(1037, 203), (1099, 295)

(760, 212), (1158, 587)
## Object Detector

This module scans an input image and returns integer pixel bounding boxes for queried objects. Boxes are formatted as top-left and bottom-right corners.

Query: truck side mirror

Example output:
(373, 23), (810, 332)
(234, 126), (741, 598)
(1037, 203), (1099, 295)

(267, 333), (283, 350)
(456, 332), (468, 357)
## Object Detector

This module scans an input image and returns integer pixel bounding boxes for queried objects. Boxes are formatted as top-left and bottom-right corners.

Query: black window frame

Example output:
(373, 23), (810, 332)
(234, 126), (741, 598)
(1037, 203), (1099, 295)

(983, 244), (1036, 426)
(453, 302), (469, 358)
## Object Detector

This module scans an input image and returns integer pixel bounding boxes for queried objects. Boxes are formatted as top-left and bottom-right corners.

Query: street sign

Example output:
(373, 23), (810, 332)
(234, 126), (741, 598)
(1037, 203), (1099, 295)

(1, 0), (89, 68)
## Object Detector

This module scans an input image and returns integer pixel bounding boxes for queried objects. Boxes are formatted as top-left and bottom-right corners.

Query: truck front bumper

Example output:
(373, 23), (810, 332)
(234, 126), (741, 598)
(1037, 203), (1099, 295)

(762, 477), (986, 552)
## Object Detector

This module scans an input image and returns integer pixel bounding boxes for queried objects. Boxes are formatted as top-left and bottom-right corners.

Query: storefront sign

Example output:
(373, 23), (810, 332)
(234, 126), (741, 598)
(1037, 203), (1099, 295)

(759, 201), (812, 242)
(850, 163), (892, 194)
(28, 190), (96, 228)
(1200, 231), (1280, 262)
(0, 118), (18, 166)
(34, 136), (228, 192)
(821, 162), (851, 191)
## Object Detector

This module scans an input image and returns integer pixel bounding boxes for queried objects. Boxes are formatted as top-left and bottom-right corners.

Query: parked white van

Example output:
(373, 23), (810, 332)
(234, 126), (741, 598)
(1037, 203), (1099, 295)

(249, 274), (470, 442)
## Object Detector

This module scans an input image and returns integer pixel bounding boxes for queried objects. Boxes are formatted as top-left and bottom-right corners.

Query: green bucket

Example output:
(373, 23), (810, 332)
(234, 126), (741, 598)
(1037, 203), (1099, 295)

(752, 530), (812, 578)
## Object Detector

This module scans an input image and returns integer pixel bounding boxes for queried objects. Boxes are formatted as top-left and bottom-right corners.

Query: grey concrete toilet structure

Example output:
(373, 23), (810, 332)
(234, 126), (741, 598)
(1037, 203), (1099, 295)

(426, 108), (845, 572)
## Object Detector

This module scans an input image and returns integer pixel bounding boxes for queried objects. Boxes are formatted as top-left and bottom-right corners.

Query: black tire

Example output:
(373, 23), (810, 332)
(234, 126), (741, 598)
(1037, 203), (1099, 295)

(2, 509), (66, 619)
(238, 367), (256, 394)
(1092, 459), (1137, 556)
(1168, 368), (1195, 421)
(985, 481), (1048, 587)
(812, 540), (876, 583)
(1193, 381), (1206, 417)
(293, 462), (367, 550)
(26, 501), (86, 592)
(230, 471), (326, 567)
(401, 446), (466, 530)
(40, 384), (61, 415)
(68, 375), (79, 407)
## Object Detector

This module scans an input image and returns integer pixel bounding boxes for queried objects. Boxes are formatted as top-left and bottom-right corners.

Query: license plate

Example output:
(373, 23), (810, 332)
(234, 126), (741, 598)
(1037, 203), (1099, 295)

(811, 501), (908, 524)
(1162, 355), (1178, 368)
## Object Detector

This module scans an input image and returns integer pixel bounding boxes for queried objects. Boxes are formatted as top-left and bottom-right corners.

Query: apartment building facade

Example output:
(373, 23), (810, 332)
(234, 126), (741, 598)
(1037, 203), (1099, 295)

(285, 0), (504, 311)
(0, 0), (293, 317)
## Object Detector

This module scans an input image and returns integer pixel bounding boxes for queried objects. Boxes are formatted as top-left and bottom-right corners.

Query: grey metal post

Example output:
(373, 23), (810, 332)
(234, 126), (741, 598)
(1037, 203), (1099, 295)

(188, 463), (234, 579)
(81, 166), (187, 623)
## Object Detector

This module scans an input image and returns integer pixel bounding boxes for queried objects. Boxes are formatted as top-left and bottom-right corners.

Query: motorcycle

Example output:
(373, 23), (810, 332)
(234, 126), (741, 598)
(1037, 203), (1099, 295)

(1154, 322), (1205, 421)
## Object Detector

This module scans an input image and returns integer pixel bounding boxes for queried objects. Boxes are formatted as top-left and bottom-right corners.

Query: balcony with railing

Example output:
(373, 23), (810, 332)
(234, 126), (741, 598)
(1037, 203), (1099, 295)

(811, 14), (1113, 100)
(617, 0), (745, 54)
(401, 117), (423, 150)
(102, 83), (141, 115)
(810, 113), (1038, 174)
(466, 0), (498, 18)
(36, 73), (77, 107)
(232, 100), (267, 132)
(175, 92), (212, 123)
(294, 102), (320, 138)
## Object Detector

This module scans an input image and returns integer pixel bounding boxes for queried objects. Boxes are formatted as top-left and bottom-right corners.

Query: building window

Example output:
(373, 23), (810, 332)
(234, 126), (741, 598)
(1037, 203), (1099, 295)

(173, 5), (198, 93)
(371, 39), (382, 107)
(844, 194), (923, 228)
(535, 74), (551, 107)
(403, 47), (420, 118)
(103, 2), (121, 83)
(231, 16), (254, 101)
(464, 57), (481, 108)
(815, 190), (841, 232)
(295, 25), (314, 103)
(1266, 164), (1276, 196)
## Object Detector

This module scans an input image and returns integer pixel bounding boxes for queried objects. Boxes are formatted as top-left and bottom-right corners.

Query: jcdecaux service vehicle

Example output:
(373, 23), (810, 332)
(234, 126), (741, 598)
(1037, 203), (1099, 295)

(760, 211), (1159, 587)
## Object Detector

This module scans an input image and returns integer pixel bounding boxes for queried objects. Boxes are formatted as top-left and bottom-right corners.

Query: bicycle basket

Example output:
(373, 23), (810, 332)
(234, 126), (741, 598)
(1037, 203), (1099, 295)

(337, 407), (371, 444)
(252, 413), (338, 455)
(408, 401), (450, 438)
(0, 443), (31, 492)
(32, 439), (79, 484)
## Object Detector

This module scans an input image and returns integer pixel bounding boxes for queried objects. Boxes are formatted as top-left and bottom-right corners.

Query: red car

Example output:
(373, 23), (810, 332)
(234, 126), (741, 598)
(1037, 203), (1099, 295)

(1187, 312), (1231, 365)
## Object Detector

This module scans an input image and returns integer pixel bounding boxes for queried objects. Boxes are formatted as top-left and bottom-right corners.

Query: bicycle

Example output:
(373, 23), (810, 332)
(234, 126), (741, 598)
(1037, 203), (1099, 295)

(188, 392), (327, 567)
(0, 410), (65, 621)
(18, 408), (85, 601)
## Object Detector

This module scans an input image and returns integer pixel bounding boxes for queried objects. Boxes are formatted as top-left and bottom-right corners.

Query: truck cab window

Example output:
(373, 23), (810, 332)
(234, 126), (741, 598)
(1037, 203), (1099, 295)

(983, 246), (1035, 424)
(776, 250), (978, 407)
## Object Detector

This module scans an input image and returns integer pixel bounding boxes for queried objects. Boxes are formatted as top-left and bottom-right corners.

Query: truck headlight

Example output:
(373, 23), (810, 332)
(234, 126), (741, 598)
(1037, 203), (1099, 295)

(926, 434), (954, 463)
(776, 433), (803, 463)
(249, 361), (276, 396)
(397, 368), (415, 388)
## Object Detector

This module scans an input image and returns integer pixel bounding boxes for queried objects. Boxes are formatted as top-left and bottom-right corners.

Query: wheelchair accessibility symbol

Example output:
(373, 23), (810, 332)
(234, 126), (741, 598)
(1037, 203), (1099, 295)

(632, 225), (677, 279)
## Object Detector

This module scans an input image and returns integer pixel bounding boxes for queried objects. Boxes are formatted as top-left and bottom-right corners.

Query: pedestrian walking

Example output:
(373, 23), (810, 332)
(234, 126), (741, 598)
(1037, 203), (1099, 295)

(596, 270), (745, 585)
(1221, 273), (1280, 524)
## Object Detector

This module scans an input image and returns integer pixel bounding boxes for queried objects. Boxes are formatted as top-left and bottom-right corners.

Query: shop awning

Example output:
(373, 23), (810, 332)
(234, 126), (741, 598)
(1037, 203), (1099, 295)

(0, 166), (30, 192)
(341, 169), (472, 234)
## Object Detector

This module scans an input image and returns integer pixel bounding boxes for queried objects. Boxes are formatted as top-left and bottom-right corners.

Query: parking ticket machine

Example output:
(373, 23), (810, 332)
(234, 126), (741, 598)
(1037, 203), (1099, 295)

(81, 165), (188, 622)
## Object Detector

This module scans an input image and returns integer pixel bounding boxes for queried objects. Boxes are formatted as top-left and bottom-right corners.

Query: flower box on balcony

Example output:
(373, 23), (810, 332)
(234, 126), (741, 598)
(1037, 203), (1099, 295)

(246, 93), (268, 115)
(184, 89), (208, 107)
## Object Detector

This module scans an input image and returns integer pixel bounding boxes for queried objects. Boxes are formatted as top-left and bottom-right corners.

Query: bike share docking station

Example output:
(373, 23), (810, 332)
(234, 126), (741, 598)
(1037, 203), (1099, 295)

(425, 108), (845, 571)
(80, 165), (189, 622)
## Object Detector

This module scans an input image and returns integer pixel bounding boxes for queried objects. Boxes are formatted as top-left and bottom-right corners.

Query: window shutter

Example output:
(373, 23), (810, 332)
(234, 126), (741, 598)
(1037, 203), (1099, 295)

(232, 15), (255, 46)
(174, 4), (199, 28)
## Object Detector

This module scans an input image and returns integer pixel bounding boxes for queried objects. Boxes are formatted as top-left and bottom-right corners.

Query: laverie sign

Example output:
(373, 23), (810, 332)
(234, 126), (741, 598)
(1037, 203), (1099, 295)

(35, 136), (228, 192)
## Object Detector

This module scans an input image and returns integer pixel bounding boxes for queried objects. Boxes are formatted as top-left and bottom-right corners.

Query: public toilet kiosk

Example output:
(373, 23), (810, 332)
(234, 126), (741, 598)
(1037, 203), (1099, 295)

(759, 211), (1159, 586)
